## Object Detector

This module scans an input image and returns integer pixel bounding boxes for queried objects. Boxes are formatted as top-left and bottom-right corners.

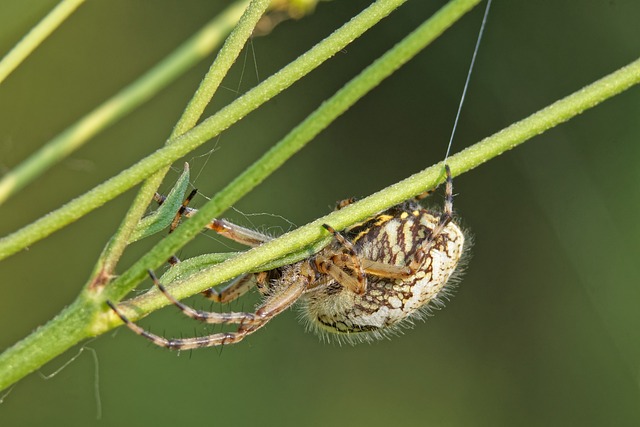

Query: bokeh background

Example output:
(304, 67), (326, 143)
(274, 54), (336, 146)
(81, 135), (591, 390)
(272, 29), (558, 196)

(1, 0), (639, 425)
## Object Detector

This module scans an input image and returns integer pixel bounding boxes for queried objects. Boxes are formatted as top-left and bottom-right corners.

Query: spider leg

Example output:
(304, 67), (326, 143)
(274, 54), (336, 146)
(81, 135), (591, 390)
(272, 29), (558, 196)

(361, 259), (413, 279)
(200, 273), (257, 303)
(237, 271), (309, 335)
(148, 270), (258, 324)
(200, 218), (272, 247)
(162, 189), (200, 265)
(334, 197), (356, 210)
(441, 164), (454, 223)
(401, 164), (455, 276)
(169, 189), (198, 233)
(155, 191), (272, 247)
(321, 224), (366, 293)
(315, 255), (365, 294)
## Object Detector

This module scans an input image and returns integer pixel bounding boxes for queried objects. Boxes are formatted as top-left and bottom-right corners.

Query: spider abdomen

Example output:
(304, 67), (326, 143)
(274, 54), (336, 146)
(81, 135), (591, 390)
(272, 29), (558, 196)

(300, 203), (466, 344)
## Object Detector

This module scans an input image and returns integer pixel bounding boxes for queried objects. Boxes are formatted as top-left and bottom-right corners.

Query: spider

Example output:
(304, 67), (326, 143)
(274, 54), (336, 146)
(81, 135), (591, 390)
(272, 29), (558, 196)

(107, 165), (468, 348)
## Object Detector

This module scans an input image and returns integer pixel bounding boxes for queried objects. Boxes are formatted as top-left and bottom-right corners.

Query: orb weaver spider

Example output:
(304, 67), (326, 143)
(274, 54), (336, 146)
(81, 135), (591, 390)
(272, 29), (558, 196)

(107, 165), (468, 347)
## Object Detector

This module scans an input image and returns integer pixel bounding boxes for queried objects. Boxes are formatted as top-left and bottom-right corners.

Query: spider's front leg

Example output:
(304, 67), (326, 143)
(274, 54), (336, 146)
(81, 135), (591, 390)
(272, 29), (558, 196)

(402, 165), (455, 276)
(157, 191), (273, 247)
(200, 273), (260, 303)
(316, 224), (367, 295)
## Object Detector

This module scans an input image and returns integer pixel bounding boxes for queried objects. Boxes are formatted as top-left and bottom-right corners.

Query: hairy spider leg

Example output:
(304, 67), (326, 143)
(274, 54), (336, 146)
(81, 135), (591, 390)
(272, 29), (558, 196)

(200, 273), (264, 303)
(107, 270), (308, 349)
(148, 270), (259, 324)
(169, 188), (199, 233)
(405, 165), (454, 272)
(154, 191), (273, 247)
(320, 224), (366, 294)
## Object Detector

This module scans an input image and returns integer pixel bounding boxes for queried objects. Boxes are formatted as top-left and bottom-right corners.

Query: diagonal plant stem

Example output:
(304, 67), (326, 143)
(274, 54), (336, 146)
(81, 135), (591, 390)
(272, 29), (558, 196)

(0, 0), (85, 85)
(0, 0), (410, 262)
(0, 0), (250, 206)
(0, 56), (638, 396)
(88, 0), (271, 288)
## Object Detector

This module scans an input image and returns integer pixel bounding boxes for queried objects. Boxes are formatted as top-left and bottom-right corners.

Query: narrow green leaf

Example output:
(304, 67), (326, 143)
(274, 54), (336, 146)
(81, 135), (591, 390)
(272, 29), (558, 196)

(128, 164), (191, 243)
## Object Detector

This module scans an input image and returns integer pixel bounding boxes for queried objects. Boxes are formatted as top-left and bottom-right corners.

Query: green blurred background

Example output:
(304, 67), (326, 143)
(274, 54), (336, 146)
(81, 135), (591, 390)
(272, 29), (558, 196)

(1, 0), (639, 425)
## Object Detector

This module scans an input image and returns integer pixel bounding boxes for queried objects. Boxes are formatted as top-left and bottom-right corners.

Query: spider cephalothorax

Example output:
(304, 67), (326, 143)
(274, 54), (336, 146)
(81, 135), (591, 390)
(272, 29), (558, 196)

(108, 166), (468, 348)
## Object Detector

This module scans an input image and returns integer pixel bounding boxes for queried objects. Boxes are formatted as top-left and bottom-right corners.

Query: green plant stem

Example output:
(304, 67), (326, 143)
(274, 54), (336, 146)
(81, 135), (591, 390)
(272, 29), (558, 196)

(1, 54), (638, 393)
(0, 0), (251, 206)
(89, 0), (269, 287)
(172, 0), (264, 136)
(0, 0), (85, 85)
(0, 0), (408, 262)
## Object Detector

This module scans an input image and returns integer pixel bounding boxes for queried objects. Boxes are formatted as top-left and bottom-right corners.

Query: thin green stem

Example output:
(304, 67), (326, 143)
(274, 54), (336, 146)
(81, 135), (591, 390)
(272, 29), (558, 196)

(0, 0), (85, 85)
(0, 0), (408, 262)
(89, 0), (269, 287)
(0, 0), (250, 206)
(172, 0), (268, 136)
(0, 54), (637, 394)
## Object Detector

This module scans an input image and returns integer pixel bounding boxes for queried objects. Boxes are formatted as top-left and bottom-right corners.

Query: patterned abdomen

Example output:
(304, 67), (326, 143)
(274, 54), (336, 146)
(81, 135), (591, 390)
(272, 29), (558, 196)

(300, 202), (466, 343)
